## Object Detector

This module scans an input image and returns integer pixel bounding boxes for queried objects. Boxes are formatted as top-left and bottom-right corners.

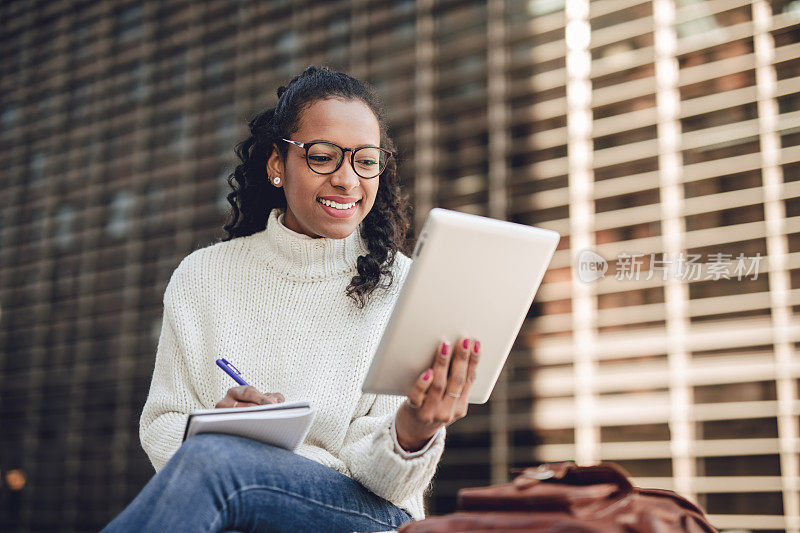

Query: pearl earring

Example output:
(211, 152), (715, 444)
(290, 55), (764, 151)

(272, 176), (281, 185)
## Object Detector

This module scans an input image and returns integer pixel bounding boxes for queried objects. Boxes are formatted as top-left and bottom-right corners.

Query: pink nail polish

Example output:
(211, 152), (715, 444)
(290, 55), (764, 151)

(474, 340), (481, 353)
(423, 369), (433, 381)
(441, 342), (450, 355)
(462, 338), (470, 350)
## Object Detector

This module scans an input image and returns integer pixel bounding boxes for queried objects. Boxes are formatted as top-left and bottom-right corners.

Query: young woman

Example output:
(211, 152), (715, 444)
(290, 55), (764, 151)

(101, 66), (481, 533)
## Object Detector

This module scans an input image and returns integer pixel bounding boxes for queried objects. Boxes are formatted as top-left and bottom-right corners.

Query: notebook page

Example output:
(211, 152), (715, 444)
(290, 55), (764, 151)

(189, 400), (310, 416)
(185, 406), (316, 451)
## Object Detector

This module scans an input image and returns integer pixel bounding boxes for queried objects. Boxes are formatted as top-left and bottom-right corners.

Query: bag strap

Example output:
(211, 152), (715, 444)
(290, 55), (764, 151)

(511, 462), (635, 496)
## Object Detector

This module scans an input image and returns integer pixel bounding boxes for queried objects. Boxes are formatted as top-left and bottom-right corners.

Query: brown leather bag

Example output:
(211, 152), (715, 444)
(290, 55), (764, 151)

(399, 462), (718, 532)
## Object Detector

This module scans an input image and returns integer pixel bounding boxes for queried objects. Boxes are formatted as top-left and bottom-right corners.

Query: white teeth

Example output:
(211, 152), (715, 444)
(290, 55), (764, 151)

(318, 198), (357, 210)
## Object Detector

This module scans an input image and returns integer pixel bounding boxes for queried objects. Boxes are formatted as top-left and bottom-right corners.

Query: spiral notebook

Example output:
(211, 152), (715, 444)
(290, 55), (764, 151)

(182, 401), (316, 451)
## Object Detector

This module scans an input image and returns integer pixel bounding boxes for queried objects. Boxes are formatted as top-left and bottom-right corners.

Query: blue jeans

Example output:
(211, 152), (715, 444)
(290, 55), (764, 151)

(102, 434), (413, 532)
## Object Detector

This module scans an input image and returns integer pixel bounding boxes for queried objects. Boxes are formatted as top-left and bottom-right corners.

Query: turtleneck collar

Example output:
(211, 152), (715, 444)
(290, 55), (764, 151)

(248, 207), (370, 280)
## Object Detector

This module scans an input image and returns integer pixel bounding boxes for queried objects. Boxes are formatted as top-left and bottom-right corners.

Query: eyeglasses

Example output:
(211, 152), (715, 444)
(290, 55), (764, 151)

(281, 138), (392, 179)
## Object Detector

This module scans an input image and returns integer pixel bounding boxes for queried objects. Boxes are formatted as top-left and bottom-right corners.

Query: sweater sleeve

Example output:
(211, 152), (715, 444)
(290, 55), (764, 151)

(139, 263), (205, 471)
(337, 393), (446, 505)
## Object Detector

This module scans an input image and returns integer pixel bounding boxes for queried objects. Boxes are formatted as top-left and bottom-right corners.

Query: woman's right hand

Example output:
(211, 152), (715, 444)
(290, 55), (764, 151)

(215, 385), (285, 409)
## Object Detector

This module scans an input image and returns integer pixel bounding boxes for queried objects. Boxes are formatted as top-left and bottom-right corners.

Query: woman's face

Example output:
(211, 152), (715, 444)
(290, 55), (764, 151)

(266, 98), (382, 239)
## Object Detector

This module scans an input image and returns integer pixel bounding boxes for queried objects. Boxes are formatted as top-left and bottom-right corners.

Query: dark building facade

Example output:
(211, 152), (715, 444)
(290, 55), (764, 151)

(1, 0), (799, 531)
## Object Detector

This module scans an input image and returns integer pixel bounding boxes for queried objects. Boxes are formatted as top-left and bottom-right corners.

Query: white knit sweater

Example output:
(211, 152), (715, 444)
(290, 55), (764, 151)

(139, 207), (445, 521)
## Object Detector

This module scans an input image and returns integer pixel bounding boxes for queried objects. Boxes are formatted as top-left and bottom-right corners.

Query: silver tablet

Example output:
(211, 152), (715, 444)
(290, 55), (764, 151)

(361, 208), (560, 404)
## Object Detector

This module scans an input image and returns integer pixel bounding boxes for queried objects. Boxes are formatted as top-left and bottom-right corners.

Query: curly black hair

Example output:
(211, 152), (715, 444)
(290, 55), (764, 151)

(221, 66), (412, 309)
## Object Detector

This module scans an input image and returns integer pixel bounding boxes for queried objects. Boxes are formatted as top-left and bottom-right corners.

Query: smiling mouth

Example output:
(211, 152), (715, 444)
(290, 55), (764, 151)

(316, 198), (361, 210)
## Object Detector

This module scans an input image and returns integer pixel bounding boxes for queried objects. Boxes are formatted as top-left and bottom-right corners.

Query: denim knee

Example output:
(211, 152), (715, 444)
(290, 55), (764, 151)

(172, 434), (242, 477)
(179, 432), (231, 455)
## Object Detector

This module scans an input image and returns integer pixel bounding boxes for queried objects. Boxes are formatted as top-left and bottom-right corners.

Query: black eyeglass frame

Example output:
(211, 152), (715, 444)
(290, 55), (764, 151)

(280, 138), (393, 179)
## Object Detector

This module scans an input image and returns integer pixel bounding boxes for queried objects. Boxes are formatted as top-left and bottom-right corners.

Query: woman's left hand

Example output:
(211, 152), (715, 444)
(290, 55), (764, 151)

(394, 337), (480, 453)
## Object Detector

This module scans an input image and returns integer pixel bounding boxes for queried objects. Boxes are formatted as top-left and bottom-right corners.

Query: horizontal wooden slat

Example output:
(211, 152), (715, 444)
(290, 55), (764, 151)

(674, 0), (753, 24)
(675, 20), (755, 57)
(679, 53), (754, 87)
(514, 249), (800, 305)
(534, 352), (788, 397)
(592, 107), (658, 138)
(591, 16), (654, 50)
(679, 85), (758, 119)
(591, 45), (654, 79)
(638, 476), (785, 493)
(708, 514), (787, 530)
(592, 76), (656, 108)
(533, 316), (800, 364)
(507, 66), (567, 95)
(534, 398), (800, 430)
(507, 6), (565, 37)
(589, 0), (650, 20)
(543, 213), (800, 271)
(680, 118), (760, 151)
(537, 438), (791, 462)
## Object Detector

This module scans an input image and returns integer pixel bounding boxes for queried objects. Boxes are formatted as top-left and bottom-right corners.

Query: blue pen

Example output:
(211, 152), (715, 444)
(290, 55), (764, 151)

(216, 358), (249, 386)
